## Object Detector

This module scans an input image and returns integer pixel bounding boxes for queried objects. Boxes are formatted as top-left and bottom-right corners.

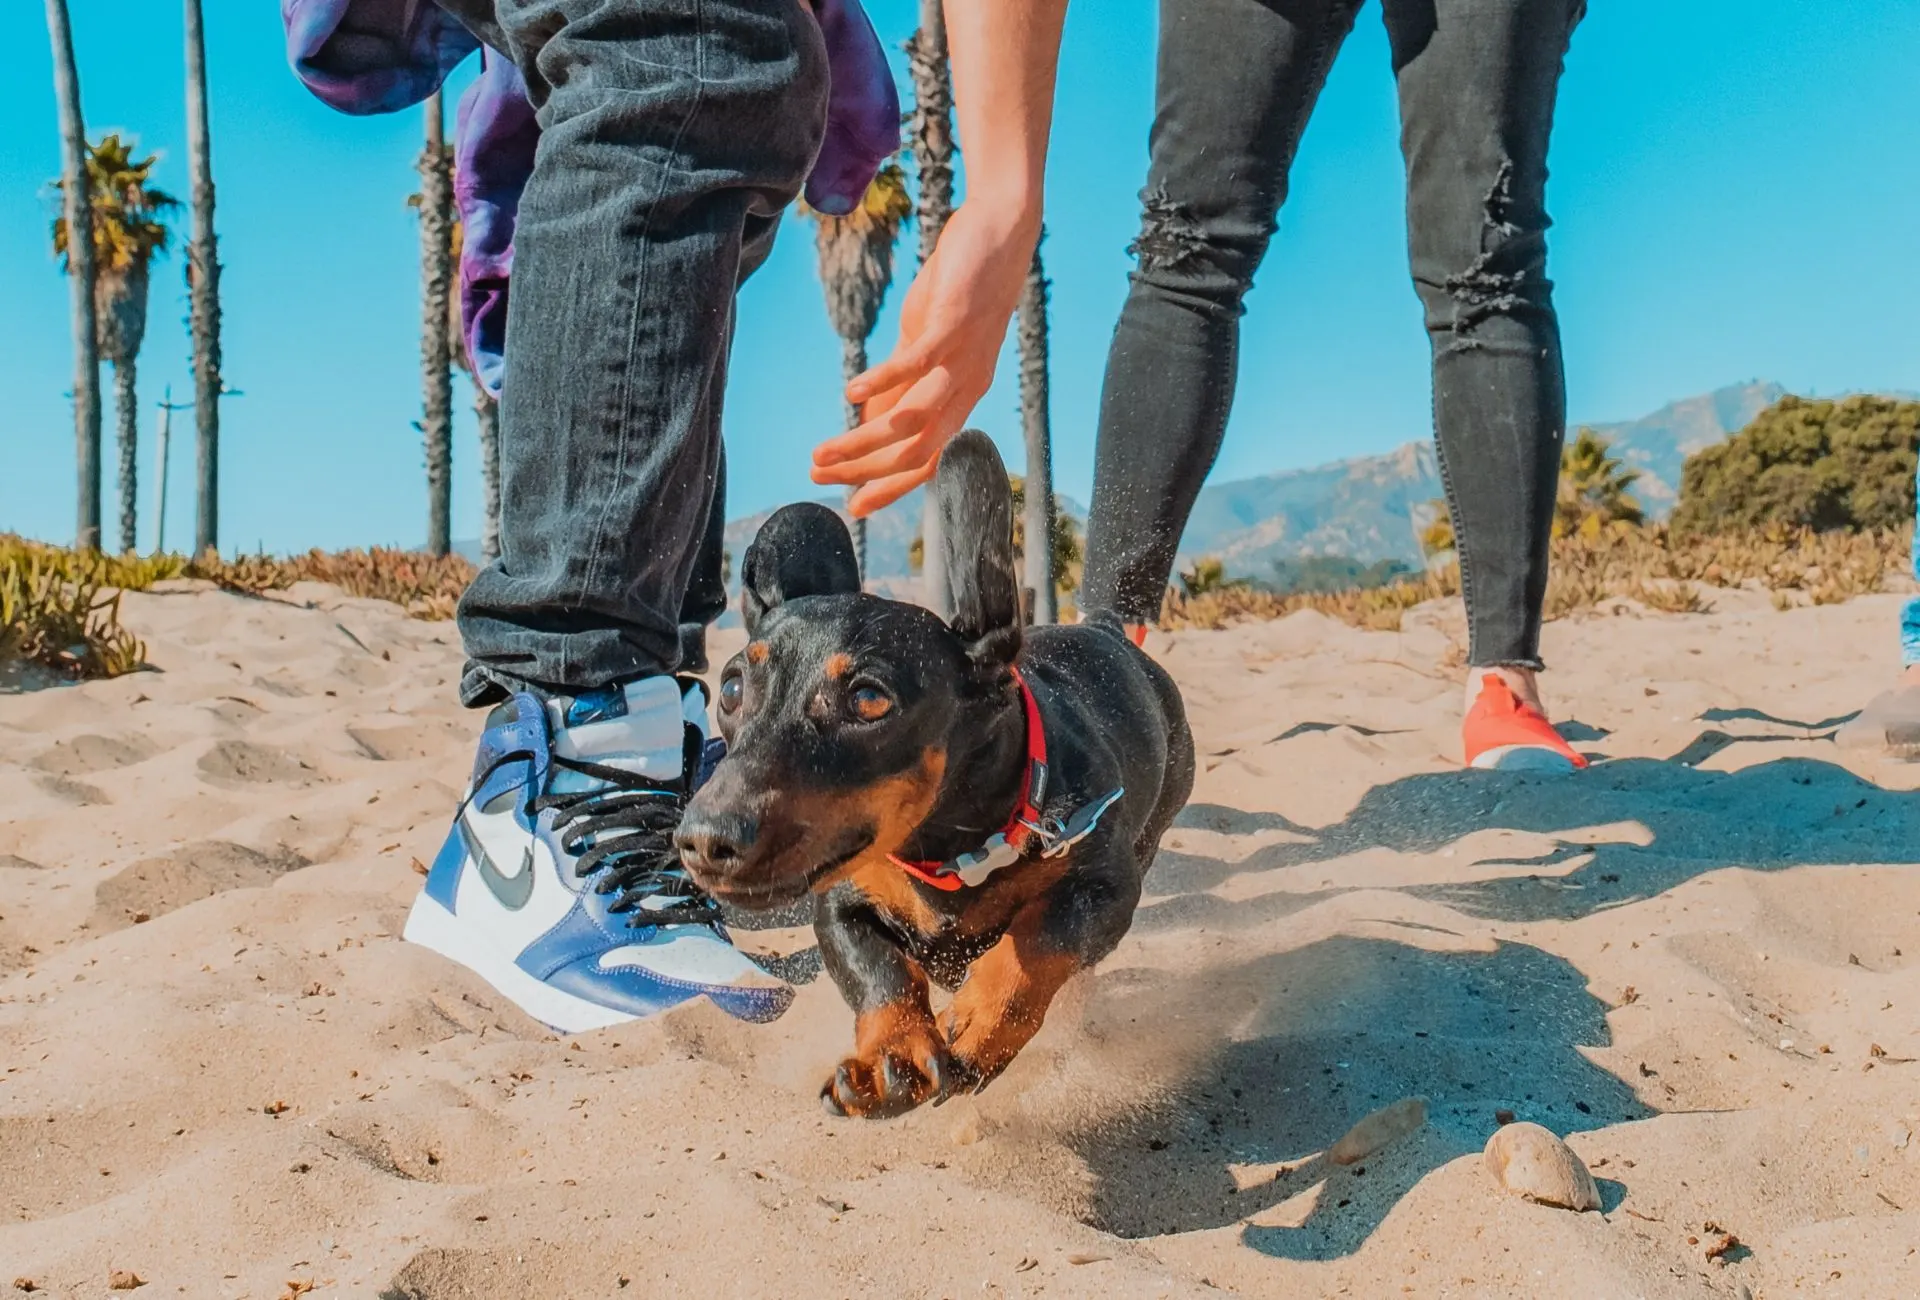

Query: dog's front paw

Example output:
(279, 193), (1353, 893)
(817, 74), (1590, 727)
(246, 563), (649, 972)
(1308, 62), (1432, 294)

(938, 1003), (1016, 1096)
(821, 1012), (950, 1119)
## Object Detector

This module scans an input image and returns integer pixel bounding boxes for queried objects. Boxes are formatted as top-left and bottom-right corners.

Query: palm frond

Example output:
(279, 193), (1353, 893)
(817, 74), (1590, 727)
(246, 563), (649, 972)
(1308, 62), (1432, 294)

(52, 133), (179, 276)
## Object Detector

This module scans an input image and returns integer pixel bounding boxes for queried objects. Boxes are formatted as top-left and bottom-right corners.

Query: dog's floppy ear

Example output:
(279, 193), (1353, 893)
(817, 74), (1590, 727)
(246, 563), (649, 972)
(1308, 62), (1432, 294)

(932, 429), (1022, 670)
(741, 502), (861, 635)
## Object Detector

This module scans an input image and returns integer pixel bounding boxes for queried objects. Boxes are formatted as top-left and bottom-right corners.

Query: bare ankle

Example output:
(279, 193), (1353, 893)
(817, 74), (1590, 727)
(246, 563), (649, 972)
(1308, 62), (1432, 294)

(1465, 665), (1546, 716)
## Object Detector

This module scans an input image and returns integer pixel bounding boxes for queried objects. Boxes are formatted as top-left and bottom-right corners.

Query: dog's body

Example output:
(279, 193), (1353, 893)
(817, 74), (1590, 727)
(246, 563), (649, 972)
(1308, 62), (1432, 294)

(678, 432), (1194, 1117)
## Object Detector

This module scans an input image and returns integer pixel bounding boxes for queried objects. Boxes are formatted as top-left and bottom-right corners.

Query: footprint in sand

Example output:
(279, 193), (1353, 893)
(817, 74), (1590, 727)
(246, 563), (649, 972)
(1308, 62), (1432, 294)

(91, 840), (310, 931)
(31, 773), (110, 806)
(30, 732), (159, 777)
(196, 739), (323, 788)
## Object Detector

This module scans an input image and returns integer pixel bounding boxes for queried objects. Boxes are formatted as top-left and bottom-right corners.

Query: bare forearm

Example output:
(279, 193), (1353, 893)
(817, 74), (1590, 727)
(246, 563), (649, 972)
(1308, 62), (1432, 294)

(812, 0), (1071, 512)
(944, 0), (1069, 217)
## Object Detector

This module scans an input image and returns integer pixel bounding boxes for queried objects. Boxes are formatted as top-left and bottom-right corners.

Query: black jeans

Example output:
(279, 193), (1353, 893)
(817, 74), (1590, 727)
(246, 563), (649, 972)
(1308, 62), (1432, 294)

(441, 0), (827, 703)
(1082, 0), (1584, 668)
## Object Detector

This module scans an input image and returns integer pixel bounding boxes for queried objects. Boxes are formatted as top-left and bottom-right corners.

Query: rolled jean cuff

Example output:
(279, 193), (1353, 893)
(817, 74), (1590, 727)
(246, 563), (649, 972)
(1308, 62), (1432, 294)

(1468, 656), (1546, 672)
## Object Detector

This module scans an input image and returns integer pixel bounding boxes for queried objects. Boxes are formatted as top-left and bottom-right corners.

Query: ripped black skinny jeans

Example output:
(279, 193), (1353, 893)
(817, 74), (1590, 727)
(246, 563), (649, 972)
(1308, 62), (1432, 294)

(1082, 0), (1585, 668)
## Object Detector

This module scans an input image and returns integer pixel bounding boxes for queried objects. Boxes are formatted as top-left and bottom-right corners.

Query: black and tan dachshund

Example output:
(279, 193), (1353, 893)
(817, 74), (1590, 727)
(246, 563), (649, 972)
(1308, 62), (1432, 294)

(676, 430), (1194, 1118)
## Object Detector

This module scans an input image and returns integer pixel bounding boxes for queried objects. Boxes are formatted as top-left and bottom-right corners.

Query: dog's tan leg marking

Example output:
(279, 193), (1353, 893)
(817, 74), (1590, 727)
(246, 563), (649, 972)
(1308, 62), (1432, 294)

(941, 906), (1080, 1090)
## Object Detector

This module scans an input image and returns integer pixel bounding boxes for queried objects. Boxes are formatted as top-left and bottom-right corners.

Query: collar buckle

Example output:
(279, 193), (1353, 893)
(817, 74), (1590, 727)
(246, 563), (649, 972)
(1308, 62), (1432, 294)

(1032, 787), (1126, 859)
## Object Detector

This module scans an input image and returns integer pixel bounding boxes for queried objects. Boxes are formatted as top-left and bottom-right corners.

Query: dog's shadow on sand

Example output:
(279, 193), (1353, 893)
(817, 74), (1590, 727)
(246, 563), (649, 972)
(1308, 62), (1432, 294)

(1051, 746), (1920, 1260)
(1143, 750), (1920, 935)
(1051, 934), (1641, 1260)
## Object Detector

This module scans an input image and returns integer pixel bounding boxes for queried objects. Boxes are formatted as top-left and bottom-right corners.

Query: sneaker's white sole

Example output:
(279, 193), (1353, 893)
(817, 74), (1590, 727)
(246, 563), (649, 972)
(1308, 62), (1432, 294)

(1469, 743), (1579, 773)
(402, 892), (635, 1035)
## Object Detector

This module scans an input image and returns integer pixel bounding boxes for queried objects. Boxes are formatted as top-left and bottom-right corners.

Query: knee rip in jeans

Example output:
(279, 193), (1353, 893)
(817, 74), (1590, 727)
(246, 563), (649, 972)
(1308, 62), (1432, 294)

(1129, 186), (1209, 275)
(1440, 159), (1542, 352)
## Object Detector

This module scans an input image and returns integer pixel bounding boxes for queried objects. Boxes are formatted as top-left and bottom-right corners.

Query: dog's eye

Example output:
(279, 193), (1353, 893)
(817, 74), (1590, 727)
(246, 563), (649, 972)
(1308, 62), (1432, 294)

(718, 668), (744, 715)
(848, 683), (893, 722)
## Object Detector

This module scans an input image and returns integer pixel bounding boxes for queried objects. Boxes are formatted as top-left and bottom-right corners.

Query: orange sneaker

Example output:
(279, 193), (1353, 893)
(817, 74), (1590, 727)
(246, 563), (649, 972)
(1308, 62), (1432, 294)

(1462, 676), (1588, 772)
(1125, 623), (1148, 648)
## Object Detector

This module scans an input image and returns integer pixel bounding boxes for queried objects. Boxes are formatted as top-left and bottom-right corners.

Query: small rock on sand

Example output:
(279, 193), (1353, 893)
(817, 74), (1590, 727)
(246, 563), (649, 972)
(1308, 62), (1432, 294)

(1328, 1098), (1427, 1166)
(1483, 1123), (1600, 1211)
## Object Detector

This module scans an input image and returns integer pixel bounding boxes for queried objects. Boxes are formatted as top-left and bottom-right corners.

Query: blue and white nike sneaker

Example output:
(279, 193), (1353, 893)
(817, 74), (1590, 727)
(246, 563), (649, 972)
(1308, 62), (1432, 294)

(402, 675), (793, 1031)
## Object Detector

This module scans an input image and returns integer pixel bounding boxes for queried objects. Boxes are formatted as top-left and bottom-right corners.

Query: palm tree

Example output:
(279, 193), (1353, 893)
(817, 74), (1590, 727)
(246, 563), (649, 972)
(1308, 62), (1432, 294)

(54, 136), (179, 553)
(474, 389), (501, 562)
(46, 0), (102, 551)
(1556, 427), (1644, 538)
(907, 0), (955, 612)
(1008, 472), (1082, 614)
(1016, 230), (1055, 623)
(417, 91), (456, 557)
(906, 0), (954, 266)
(444, 206), (502, 562)
(185, 0), (222, 556)
(806, 164), (913, 579)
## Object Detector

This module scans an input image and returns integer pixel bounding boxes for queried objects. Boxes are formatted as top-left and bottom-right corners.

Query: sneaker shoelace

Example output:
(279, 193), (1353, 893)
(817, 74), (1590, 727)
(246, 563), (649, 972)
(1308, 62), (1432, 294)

(468, 746), (722, 929)
(531, 754), (722, 928)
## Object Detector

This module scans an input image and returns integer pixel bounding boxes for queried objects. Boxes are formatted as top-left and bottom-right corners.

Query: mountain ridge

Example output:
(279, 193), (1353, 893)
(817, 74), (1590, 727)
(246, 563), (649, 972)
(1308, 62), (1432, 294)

(468, 381), (1812, 590)
(1174, 379), (1790, 578)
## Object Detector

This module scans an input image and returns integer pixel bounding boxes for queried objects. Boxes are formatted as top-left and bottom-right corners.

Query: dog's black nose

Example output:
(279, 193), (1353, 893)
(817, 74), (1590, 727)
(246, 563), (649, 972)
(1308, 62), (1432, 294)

(676, 808), (758, 870)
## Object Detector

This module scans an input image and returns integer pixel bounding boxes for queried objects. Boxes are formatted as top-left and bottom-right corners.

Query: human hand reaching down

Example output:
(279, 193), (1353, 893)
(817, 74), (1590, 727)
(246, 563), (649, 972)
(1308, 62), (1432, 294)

(809, 202), (1040, 515)
(808, 0), (1069, 516)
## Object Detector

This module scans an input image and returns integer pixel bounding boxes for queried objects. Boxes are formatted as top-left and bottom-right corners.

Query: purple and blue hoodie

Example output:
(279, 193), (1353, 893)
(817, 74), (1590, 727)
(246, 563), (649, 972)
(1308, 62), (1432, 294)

(282, 0), (900, 396)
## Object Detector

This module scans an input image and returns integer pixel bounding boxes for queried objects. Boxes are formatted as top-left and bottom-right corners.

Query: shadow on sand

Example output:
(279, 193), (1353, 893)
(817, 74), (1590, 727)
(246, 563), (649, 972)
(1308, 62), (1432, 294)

(1145, 749), (1920, 935)
(1060, 934), (1645, 1260)
(1051, 743), (1919, 1259)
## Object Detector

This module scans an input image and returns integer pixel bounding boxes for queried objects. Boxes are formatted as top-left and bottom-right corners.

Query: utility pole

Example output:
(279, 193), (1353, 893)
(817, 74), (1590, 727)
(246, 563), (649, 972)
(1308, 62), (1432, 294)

(152, 386), (194, 553)
(160, 383), (236, 554)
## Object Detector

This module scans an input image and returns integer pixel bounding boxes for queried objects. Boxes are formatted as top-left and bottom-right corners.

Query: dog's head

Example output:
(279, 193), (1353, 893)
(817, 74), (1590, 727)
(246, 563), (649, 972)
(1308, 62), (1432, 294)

(676, 431), (1023, 908)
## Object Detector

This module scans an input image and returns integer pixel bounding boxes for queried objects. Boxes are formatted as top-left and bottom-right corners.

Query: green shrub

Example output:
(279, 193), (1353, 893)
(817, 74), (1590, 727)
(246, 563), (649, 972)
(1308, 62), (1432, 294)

(0, 538), (146, 679)
(1, 536), (481, 683)
(1674, 394), (1920, 535)
(1160, 524), (1909, 634)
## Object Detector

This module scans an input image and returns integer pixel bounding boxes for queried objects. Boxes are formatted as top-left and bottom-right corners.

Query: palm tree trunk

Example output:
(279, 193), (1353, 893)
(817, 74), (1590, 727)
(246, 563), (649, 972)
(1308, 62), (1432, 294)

(419, 91), (455, 557)
(841, 336), (869, 581)
(185, 0), (222, 556)
(907, 0), (954, 266)
(476, 385), (501, 563)
(1018, 233), (1055, 625)
(47, 0), (101, 551)
(114, 359), (139, 553)
(909, 0), (954, 614)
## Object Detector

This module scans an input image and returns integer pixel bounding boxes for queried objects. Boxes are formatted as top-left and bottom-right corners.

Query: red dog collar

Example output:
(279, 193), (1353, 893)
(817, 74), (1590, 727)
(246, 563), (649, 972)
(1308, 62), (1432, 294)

(888, 668), (1122, 892)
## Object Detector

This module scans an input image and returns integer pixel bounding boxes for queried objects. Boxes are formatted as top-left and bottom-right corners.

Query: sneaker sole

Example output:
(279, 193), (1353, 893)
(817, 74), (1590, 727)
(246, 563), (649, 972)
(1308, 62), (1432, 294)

(403, 892), (639, 1035)
(1468, 743), (1580, 773)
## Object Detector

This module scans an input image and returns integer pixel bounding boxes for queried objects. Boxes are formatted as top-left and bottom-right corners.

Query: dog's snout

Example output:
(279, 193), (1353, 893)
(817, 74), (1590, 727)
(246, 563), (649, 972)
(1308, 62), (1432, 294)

(676, 807), (758, 871)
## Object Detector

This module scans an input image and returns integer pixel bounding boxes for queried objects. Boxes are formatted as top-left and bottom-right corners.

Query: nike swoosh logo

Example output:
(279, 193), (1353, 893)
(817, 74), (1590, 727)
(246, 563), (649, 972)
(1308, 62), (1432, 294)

(461, 813), (535, 910)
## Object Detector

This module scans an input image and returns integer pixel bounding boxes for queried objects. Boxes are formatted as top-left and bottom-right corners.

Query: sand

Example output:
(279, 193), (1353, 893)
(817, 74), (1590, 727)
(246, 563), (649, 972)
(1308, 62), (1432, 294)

(3, 579), (1918, 1297)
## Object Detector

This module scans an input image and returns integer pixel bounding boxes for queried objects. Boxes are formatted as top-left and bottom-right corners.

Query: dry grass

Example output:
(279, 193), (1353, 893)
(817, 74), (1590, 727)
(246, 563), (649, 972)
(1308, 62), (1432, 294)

(193, 548), (478, 620)
(1160, 524), (1912, 633)
(1, 537), (478, 681)
(8, 523), (1908, 680)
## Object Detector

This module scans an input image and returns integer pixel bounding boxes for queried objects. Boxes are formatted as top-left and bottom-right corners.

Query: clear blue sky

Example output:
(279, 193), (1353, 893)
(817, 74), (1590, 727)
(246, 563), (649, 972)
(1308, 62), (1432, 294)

(2, 1), (1916, 553)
